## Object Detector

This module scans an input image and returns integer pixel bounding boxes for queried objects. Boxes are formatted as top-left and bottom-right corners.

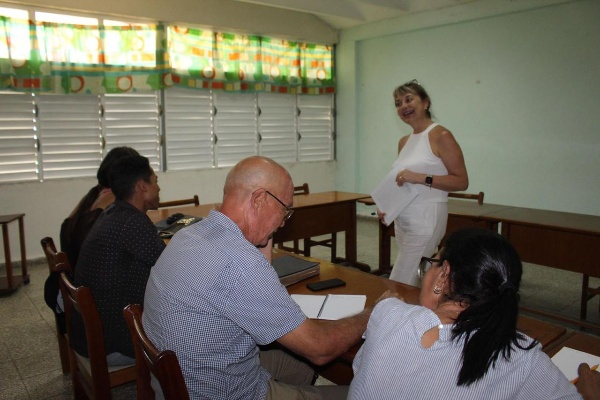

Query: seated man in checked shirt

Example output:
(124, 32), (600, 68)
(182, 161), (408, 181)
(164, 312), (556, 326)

(143, 156), (398, 400)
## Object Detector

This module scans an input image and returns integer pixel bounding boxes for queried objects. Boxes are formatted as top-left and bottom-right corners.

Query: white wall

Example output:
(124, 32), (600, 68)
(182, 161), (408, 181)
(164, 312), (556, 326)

(0, 162), (336, 261)
(336, 0), (600, 217)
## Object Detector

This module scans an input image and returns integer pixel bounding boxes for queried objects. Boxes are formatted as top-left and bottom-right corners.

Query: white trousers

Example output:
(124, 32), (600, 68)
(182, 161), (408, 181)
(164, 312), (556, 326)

(389, 201), (448, 286)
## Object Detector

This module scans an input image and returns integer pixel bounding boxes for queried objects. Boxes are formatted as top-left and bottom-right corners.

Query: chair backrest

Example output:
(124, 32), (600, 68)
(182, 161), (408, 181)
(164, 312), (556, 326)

(294, 183), (309, 195)
(59, 272), (113, 399)
(158, 195), (199, 208)
(41, 237), (71, 274)
(40, 237), (72, 374)
(123, 304), (190, 400)
(448, 191), (484, 205)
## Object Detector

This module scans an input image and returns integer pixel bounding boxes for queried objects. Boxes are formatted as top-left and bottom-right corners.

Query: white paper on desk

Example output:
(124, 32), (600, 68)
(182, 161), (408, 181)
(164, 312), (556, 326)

(290, 294), (366, 320)
(551, 346), (600, 381)
(290, 294), (327, 319)
(370, 168), (419, 226)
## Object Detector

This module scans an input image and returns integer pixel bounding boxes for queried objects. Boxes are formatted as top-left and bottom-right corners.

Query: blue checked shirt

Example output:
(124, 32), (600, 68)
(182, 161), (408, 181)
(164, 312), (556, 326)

(143, 211), (307, 399)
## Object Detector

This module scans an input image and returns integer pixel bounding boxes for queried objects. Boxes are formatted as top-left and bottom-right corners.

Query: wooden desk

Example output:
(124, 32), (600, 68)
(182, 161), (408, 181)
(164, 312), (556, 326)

(488, 207), (600, 320)
(275, 191), (370, 270)
(545, 331), (600, 358)
(372, 199), (510, 274)
(0, 213), (29, 293)
(366, 198), (600, 321)
(148, 191), (370, 270)
(286, 256), (567, 384)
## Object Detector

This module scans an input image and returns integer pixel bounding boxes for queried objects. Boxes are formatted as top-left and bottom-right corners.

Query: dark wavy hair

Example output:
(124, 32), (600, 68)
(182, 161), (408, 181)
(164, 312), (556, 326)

(441, 228), (537, 386)
(393, 79), (432, 119)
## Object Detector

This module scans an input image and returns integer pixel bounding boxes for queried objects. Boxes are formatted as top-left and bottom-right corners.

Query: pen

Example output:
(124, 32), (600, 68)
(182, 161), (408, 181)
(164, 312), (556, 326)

(571, 364), (599, 384)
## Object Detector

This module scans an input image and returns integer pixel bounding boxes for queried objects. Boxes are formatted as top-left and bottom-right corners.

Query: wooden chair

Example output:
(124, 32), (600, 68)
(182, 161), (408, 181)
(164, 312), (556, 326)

(40, 237), (71, 374)
(59, 272), (136, 399)
(158, 195), (199, 208)
(123, 304), (190, 400)
(449, 191), (484, 205)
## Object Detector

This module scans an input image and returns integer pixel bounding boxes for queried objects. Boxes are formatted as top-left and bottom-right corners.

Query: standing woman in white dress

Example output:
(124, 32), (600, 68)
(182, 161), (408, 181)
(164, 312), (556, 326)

(378, 80), (469, 285)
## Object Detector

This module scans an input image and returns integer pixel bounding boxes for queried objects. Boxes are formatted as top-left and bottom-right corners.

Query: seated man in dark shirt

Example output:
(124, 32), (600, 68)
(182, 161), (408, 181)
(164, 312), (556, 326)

(71, 154), (166, 366)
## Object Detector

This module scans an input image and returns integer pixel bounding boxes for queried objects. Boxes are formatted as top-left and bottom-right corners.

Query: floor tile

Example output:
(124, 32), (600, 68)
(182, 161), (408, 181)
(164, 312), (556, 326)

(22, 369), (72, 400)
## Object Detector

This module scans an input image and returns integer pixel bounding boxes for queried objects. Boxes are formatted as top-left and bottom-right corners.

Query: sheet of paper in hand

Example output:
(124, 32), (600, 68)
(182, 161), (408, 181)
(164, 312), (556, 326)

(371, 167), (419, 226)
(155, 214), (202, 238)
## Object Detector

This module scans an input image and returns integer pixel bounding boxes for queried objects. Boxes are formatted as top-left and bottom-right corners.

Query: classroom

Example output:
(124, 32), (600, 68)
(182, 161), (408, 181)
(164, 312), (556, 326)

(0, 0), (599, 398)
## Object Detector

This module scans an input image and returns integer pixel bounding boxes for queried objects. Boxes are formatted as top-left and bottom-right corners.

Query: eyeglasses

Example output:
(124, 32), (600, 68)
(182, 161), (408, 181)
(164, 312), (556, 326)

(265, 190), (294, 221)
(418, 256), (443, 278)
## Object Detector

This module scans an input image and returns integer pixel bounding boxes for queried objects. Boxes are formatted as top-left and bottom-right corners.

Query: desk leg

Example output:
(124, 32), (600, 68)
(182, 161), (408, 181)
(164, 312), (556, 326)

(18, 216), (29, 285)
(2, 224), (14, 289)
(344, 211), (357, 264)
(372, 222), (393, 275)
(581, 275), (589, 320)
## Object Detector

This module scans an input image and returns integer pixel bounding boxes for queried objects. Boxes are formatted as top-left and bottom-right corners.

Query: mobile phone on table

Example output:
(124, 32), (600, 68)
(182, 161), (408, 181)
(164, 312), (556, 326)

(307, 278), (346, 291)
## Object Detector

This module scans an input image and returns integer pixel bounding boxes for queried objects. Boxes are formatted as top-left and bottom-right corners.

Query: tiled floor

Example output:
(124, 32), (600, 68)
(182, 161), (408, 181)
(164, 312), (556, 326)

(1, 215), (598, 399)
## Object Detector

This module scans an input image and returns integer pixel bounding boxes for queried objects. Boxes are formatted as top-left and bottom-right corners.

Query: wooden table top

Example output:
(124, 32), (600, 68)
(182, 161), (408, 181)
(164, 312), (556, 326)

(290, 191), (370, 208)
(0, 213), (25, 224)
(447, 200), (512, 218)
(545, 331), (600, 358)
(147, 203), (220, 223)
(147, 191), (369, 223)
(485, 206), (600, 235)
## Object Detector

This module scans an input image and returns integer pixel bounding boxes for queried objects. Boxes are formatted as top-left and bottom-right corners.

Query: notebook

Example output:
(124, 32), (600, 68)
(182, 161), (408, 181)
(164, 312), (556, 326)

(272, 255), (320, 286)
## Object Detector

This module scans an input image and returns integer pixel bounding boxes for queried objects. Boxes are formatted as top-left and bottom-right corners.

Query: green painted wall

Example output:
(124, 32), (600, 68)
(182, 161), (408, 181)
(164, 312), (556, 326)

(337, 0), (600, 216)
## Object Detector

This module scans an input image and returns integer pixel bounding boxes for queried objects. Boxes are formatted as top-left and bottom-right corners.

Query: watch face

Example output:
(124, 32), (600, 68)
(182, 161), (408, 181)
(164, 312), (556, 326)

(426, 175), (433, 186)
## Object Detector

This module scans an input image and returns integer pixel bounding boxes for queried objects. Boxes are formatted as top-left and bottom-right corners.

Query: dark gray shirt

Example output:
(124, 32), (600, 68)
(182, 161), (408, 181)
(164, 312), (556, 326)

(71, 200), (165, 358)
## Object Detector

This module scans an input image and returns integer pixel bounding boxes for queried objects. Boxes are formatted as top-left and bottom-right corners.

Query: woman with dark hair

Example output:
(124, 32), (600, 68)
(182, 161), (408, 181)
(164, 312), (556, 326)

(60, 146), (139, 268)
(377, 80), (468, 285)
(45, 147), (140, 330)
(349, 228), (596, 399)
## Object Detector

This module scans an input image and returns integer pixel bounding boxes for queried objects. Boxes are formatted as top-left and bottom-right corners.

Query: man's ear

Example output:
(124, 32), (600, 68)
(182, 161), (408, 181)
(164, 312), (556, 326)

(250, 188), (264, 210)
(137, 178), (148, 193)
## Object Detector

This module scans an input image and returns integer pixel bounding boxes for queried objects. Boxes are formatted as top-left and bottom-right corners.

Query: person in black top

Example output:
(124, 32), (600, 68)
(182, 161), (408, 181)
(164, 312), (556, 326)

(71, 155), (166, 366)
(45, 147), (139, 335)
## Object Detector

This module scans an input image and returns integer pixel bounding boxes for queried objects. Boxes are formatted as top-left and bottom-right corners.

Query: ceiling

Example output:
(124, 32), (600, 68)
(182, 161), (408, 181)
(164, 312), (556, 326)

(230, 0), (482, 30)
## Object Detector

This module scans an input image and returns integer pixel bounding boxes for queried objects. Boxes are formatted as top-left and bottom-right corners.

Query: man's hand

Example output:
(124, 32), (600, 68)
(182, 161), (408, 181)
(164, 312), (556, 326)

(576, 363), (600, 400)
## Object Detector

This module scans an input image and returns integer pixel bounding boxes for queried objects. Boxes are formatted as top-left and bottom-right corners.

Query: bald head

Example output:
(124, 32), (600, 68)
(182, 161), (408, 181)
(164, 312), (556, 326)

(224, 156), (292, 198)
(221, 156), (294, 246)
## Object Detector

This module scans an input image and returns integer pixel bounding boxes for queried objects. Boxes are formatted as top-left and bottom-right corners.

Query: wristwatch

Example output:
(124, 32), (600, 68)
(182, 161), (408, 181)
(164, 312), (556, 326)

(425, 175), (433, 188)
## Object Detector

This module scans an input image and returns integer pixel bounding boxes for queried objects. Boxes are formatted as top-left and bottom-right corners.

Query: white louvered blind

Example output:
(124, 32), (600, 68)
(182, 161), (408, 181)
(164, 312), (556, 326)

(164, 88), (214, 170)
(298, 94), (334, 161)
(0, 92), (38, 183)
(37, 94), (102, 180)
(102, 93), (162, 171)
(214, 92), (258, 167)
(1, 89), (334, 183)
(258, 92), (297, 163)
